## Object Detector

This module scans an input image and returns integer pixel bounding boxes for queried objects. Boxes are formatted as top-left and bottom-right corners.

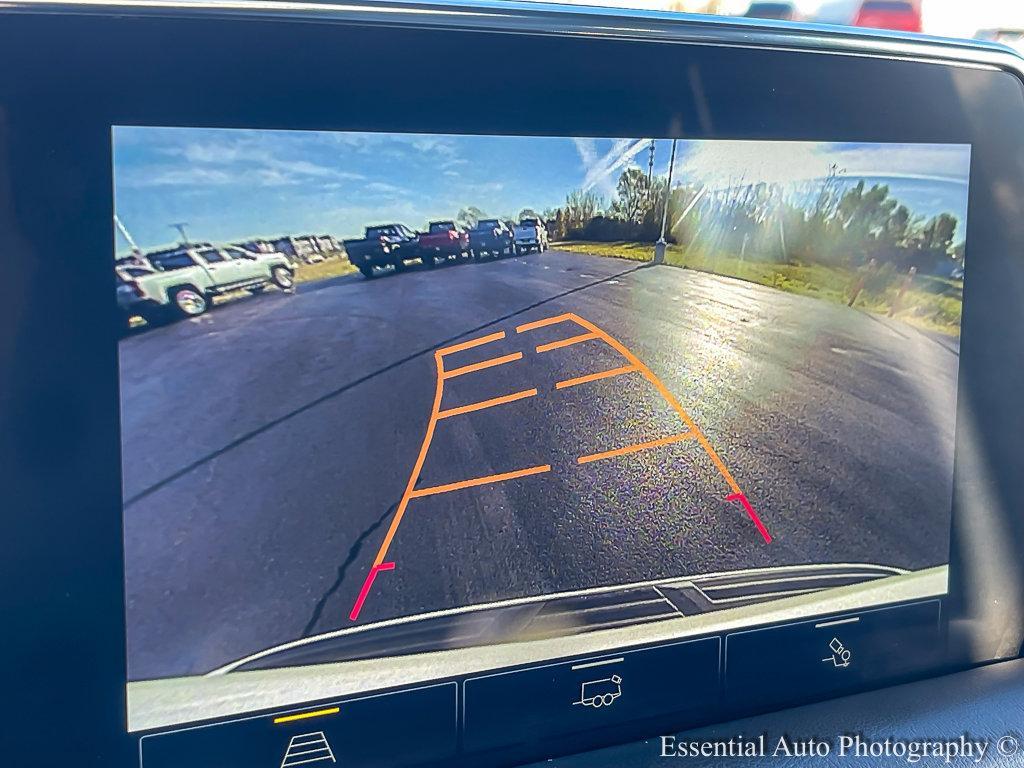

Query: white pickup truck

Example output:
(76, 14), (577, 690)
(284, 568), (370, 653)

(512, 217), (549, 254)
(120, 243), (294, 324)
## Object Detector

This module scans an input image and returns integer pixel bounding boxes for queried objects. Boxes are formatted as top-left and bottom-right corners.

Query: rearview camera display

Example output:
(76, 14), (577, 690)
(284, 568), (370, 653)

(115, 128), (968, 732)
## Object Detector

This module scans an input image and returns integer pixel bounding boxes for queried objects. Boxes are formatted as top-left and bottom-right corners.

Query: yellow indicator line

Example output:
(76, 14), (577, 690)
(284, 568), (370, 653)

(273, 707), (340, 724)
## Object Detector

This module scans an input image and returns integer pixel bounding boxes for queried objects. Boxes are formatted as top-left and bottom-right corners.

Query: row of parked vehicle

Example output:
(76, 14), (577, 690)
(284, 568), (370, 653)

(115, 217), (551, 332)
(342, 217), (550, 278)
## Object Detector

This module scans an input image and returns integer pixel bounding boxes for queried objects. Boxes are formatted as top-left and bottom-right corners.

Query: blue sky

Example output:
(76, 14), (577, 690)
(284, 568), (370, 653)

(112, 127), (970, 250)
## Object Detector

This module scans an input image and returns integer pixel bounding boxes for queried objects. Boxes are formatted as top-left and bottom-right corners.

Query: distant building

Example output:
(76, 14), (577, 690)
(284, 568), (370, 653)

(315, 234), (341, 253)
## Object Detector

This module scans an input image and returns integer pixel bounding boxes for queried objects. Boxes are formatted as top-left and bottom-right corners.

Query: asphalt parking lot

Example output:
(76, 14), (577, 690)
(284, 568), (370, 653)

(120, 249), (957, 680)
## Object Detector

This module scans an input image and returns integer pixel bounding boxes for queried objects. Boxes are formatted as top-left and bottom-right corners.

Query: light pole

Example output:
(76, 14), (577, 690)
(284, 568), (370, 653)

(114, 215), (139, 252)
(170, 222), (191, 244)
(653, 138), (677, 265)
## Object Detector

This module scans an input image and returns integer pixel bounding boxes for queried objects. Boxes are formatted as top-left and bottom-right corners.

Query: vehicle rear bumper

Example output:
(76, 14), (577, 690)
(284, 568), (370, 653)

(470, 238), (513, 253)
(120, 298), (162, 318)
(351, 252), (401, 268)
(421, 244), (467, 257)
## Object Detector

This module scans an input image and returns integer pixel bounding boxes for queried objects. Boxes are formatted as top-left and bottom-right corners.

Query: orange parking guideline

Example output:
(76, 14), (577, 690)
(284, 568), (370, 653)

(515, 313), (574, 333)
(352, 328), (552, 621)
(555, 364), (636, 390)
(437, 330), (505, 358)
(438, 388), (538, 420)
(351, 311), (764, 622)
(535, 332), (599, 354)
(566, 313), (743, 496)
(577, 431), (697, 465)
(409, 464), (551, 499)
(443, 352), (522, 380)
(363, 349), (447, 576)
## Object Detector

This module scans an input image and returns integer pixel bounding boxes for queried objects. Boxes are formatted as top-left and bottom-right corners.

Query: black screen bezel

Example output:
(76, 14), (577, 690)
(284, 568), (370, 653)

(3, 5), (1024, 766)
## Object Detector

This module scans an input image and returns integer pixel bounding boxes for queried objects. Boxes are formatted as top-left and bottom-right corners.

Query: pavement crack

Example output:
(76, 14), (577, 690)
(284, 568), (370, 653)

(302, 501), (396, 637)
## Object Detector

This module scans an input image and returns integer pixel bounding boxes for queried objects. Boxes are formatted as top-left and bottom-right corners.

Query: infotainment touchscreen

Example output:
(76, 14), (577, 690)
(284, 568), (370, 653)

(115, 127), (968, 736)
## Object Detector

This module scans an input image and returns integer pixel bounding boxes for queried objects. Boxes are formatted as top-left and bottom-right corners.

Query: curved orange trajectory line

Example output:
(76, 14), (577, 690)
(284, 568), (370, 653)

(350, 331), (545, 621)
(519, 311), (768, 541)
(566, 313), (744, 496)
(364, 331), (520, 578)
(349, 349), (447, 622)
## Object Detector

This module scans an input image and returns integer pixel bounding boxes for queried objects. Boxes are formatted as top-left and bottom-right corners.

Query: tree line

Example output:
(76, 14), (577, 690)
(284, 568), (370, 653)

(537, 165), (964, 276)
(454, 206), (542, 230)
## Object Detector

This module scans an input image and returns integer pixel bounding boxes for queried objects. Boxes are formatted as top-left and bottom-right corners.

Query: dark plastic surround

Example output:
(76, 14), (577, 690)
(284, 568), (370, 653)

(1, 2), (1024, 766)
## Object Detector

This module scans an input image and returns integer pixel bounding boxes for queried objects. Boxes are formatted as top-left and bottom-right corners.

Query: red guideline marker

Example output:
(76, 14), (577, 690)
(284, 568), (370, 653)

(726, 493), (773, 544)
(348, 562), (396, 621)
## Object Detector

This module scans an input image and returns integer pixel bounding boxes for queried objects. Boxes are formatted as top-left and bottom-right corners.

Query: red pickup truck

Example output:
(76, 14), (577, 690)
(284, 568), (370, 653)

(417, 221), (471, 266)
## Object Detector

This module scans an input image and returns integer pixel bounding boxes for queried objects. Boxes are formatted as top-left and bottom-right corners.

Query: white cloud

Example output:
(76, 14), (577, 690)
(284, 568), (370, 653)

(577, 138), (652, 197)
(323, 201), (429, 237)
(573, 138), (599, 171)
(120, 166), (235, 187)
(363, 181), (409, 196)
(135, 135), (365, 188)
(675, 141), (970, 191)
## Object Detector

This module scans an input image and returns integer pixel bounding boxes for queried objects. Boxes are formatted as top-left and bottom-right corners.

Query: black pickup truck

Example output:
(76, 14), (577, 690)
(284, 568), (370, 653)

(468, 218), (516, 260)
(343, 223), (421, 277)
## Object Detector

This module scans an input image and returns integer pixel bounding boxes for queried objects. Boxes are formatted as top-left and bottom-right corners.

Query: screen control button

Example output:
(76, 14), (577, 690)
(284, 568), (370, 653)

(724, 600), (941, 709)
(463, 637), (720, 752)
(139, 682), (457, 768)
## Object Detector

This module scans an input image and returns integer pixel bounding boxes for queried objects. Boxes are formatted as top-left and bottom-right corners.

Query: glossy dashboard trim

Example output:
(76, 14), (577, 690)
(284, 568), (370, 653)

(4, 0), (1024, 76)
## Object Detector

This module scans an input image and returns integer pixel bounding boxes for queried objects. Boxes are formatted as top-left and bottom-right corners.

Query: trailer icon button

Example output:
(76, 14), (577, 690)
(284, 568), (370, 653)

(573, 673), (623, 708)
(463, 637), (720, 753)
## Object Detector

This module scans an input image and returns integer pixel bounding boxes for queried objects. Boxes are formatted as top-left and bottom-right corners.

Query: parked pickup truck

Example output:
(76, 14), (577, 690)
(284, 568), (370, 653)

(123, 243), (294, 323)
(343, 224), (421, 277)
(513, 217), (549, 253)
(468, 219), (516, 260)
(417, 221), (471, 266)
